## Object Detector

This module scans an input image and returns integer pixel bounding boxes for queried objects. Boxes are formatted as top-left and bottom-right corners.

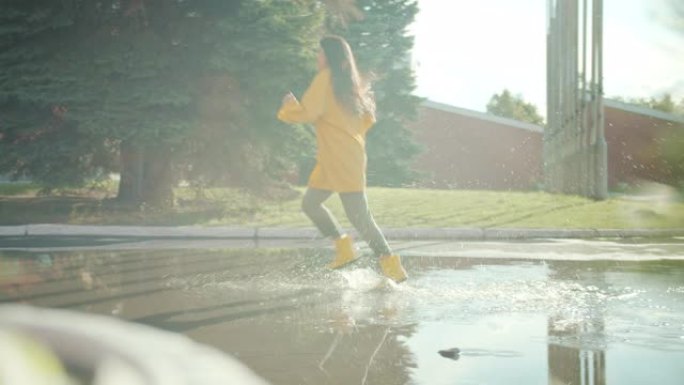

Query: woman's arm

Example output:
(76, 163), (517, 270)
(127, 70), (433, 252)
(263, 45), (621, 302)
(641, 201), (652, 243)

(277, 71), (328, 124)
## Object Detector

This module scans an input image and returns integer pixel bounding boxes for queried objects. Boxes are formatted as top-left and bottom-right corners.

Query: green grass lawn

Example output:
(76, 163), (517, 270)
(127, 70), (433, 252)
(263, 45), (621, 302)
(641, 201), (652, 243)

(1, 184), (683, 228)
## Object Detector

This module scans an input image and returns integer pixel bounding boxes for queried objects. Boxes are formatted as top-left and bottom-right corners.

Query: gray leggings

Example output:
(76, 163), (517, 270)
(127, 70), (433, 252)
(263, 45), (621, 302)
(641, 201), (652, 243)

(302, 188), (392, 257)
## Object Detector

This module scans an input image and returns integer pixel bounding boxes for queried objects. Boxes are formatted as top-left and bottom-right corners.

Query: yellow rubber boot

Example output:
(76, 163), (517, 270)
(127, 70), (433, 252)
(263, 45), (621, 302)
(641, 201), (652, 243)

(379, 254), (408, 283)
(329, 234), (358, 269)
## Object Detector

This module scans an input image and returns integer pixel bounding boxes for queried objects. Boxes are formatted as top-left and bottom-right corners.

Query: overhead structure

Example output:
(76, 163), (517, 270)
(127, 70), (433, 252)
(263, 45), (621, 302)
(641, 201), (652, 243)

(545, 0), (608, 199)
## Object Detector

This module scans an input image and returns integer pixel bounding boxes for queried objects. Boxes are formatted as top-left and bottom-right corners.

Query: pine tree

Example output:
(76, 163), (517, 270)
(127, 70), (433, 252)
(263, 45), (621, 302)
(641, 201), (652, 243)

(328, 0), (422, 187)
(197, 0), (324, 190)
(0, 1), (116, 190)
(0, 0), (325, 205)
(0, 1), (203, 205)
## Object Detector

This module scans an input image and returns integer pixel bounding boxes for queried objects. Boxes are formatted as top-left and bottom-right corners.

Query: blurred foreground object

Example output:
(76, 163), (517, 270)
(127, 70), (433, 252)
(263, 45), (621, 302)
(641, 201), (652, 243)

(0, 304), (270, 385)
(0, 329), (73, 385)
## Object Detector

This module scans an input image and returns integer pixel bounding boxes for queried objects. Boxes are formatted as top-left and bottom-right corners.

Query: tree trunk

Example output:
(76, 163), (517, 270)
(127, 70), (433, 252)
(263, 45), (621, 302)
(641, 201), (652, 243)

(141, 145), (174, 208)
(117, 140), (174, 208)
(117, 140), (143, 203)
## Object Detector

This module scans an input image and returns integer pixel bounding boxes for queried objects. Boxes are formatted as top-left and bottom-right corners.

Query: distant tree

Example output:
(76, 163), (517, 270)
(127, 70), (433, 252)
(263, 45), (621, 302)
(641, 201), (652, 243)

(486, 89), (545, 126)
(648, 94), (677, 113)
(613, 93), (683, 115)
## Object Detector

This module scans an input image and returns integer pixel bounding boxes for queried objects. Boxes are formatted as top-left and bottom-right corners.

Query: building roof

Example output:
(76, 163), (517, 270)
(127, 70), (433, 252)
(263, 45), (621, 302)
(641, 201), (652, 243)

(421, 100), (544, 133)
(422, 98), (684, 129)
(603, 99), (684, 125)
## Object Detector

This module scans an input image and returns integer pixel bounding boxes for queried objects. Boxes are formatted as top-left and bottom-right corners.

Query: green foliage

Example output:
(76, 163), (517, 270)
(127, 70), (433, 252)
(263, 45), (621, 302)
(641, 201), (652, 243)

(0, 0), (325, 195)
(0, 182), (38, 196)
(0, 98), (115, 189)
(200, 0), (324, 187)
(486, 89), (545, 126)
(0, 1), (199, 191)
(328, 0), (422, 187)
(0, 0), (421, 197)
(0, 1), (197, 143)
(613, 93), (684, 115)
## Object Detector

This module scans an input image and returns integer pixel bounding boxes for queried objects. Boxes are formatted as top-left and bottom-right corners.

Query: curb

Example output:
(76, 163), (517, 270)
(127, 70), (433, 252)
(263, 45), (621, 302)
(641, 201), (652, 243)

(1, 225), (683, 240)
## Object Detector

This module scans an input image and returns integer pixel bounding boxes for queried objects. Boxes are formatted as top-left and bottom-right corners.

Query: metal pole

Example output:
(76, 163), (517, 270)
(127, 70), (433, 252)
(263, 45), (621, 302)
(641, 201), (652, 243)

(595, 0), (608, 199)
(580, 0), (590, 195)
(570, 0), (580, 194)
(545, 0), (558, 192)
(581, 0), (588, 121)
(545, 0), (607, 199)
(561, 0), (570, 192)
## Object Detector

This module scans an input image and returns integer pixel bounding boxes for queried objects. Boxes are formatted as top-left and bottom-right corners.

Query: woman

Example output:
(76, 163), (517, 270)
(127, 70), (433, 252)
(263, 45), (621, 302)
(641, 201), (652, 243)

(277, 36), (407, 283)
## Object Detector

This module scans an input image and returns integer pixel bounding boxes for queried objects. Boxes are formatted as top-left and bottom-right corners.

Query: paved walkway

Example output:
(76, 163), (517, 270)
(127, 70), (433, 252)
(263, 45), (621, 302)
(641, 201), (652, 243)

(1, 224), (683, 240)
(1, 224), (684, 257)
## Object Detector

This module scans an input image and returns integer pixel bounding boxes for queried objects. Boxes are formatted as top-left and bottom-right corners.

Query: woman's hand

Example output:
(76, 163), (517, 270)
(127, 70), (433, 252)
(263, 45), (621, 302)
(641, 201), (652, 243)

(282, 91), (297, 106)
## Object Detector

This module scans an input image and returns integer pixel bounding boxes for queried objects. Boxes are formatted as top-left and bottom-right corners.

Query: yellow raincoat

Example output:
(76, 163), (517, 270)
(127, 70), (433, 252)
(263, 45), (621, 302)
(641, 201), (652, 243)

(277, 69), (375, 192)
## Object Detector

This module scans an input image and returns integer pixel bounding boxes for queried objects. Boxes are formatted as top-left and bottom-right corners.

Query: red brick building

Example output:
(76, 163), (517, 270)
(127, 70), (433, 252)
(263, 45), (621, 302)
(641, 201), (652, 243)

(409, 99), (684, 191)
(603, 99), (684, 187)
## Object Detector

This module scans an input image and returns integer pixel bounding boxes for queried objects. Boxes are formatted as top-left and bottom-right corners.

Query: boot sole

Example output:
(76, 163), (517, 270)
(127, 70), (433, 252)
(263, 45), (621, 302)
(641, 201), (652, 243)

(329, 256), (360, 270)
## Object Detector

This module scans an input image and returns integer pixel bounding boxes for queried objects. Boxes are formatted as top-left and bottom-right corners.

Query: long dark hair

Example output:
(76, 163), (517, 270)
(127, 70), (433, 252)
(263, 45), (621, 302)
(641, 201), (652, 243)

(319, 36), (375, 117)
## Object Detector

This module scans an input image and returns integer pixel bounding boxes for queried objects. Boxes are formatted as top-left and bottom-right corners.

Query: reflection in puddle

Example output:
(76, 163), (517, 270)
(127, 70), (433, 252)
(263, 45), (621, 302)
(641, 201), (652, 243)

(1, 246), (683, 384)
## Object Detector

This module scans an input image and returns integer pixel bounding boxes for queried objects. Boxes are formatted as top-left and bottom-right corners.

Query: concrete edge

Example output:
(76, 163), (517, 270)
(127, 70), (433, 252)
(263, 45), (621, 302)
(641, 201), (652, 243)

(482, 228), (684, 239)
(23, 224), (256, 239)
(0, 226), (27, 237)
(257, 227), (319, 239)
(1, 225), (683, 240)
(386, 228), (485, 240)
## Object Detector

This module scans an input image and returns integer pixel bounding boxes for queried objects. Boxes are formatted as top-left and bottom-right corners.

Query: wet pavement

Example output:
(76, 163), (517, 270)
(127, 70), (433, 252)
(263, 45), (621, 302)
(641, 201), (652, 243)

(1, 237), (684, 384)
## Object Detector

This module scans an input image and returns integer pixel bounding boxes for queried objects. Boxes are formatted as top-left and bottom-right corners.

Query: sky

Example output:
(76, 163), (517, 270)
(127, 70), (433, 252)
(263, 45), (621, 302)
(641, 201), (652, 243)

(410, 0), (684, 115)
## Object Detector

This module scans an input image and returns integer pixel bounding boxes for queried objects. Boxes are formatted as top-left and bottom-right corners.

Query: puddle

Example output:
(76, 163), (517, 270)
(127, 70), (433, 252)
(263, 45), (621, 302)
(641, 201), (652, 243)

(1, 242), (684, 384)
